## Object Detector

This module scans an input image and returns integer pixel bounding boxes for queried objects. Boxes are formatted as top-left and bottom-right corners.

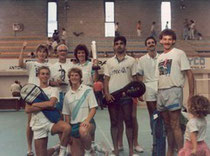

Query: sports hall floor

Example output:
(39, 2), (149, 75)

(0, 107), (210, 156)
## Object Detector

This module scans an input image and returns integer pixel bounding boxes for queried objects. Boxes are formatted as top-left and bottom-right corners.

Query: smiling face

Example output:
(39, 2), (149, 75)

(160, 35), (175, 52)
(57, 45), (68, 61)
(69, 71), (81, 86)
(76, 50), (86, 63)
(38, 68), (50, 84)
(146, 38), (156, 52)
(113, 40), (126, 54)
(37, 49), (48, 61)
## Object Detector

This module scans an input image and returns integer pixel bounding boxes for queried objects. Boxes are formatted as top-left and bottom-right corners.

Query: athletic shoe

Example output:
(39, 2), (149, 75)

(134, 145), (144, 153)
(132, 154), (139, 156)
(27, 151), (34, 156)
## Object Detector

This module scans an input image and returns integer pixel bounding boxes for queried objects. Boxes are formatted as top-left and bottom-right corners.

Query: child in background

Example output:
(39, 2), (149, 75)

(178, 95), (210, 156)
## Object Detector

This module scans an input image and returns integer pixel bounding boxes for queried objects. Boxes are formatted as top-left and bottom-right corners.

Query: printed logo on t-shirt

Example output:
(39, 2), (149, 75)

(111, 67), (128, 75)
(59, 65), (66, 81)
(158, 59), (172, 76)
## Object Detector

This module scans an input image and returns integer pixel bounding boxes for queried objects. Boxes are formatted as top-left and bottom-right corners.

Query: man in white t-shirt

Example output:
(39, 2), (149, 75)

(25, 66), (71, 156)
(156, 29), (194, 156)
(137, 36), (158, 133)
(104, 36), (138, 156)
(19, 42), (50, 156)
(50, 44), (73, 111)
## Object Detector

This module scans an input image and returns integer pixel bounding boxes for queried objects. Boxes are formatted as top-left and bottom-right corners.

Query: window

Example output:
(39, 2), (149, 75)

(48, 2), (58, 37)
(161, 2), (171, 30)
(105, 2), (115, 37)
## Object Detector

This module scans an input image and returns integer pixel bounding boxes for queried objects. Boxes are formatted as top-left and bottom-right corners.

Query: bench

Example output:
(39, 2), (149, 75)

(0, 97), (21, 110)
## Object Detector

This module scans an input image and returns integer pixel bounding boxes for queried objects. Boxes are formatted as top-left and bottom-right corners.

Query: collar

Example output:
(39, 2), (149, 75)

(69, 84), (83, 94)
(78, 61), (89, 67)
(146, 53), (158, 59)
(114, 54), (128, 63)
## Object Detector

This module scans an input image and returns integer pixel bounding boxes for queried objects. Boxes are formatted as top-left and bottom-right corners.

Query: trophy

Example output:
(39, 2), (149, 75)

(58, 65), (68, 86)
(91, 41), (100, 70)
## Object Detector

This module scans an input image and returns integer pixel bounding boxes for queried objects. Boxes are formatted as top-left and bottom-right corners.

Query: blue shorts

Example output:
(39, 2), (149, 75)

(70, 119), (95, 138)
(157, 87), (183, 112)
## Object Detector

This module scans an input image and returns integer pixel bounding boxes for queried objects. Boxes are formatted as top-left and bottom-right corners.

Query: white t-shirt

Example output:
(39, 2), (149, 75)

(26, 61), (50, 86)
(74, 61), (94, 86)
(104, 55), (137, 93)
(10, 83), (21, 93)
(30, 86), (59, 130)
(137, 53), (159, 83)
(62, 84), (98, 124)
(155, 48), (190, 89)
(50, 61), (73, 92)
(185, 117), (207, 142)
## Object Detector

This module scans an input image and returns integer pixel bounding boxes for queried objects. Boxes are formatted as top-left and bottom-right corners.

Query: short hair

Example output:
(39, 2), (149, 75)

(36, 44), (49, 56)
(188, 95), (210, 117)
(57, 44), (68, 51)
(114, 36), (127, 46)
(37, 66), (50, 75)
(74, 44), (89, 62)
(159, 29), (177, 40)
(145, 36), (157, 46)
(68, 67), (83, 86)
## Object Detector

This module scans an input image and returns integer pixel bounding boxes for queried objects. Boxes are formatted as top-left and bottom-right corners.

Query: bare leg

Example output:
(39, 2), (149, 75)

(34, 137), (48, 156)
(161, 111), (176, 156)
(118, 112), (124, 149)
(26, 113), (33, 154)
(121, 102), (134, 156)
(146, 101), (157, 133)
(71, 138), (84, 156)
(108, 103), (120, 155)
(132, 101), (139, 147)
(169, 110), (183, 151)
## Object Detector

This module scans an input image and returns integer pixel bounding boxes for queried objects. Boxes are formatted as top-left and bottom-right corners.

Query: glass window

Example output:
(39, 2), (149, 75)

(161, 2), (171, 30)
(48, 2), (57, 37)
(105, 2), (115, 37)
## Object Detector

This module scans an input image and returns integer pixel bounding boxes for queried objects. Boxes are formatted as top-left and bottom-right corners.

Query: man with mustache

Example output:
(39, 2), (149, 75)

(137, 36), (159, 134)
(156, 29), (194, 156)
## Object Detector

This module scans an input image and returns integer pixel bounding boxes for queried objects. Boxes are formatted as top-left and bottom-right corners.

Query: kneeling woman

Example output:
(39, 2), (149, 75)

(62, 67), (98, 156)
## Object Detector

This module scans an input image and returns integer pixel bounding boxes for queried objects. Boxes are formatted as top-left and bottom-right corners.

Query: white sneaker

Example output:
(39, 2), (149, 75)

(132, 154), (139, 156)
(134, 145), (144, 153)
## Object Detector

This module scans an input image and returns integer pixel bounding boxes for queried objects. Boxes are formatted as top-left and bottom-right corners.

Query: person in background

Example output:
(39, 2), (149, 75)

(10, 80), (22, 97)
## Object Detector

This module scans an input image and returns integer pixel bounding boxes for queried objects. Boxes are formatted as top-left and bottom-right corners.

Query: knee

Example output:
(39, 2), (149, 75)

(110, 119), (118, 128)
(79, 127), (88, 138)
(124, 119), (133, 129)
(63, 124), (71, 135)
(170, 120), (181, 130)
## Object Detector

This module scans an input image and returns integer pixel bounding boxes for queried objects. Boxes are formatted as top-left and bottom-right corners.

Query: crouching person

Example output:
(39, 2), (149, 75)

(25, 66), (71, 156)
(62, 67), (98, 156)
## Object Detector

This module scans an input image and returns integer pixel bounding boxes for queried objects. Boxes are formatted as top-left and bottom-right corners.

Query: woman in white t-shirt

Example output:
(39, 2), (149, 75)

(73, 44), (98, 87)
(62, 67), (98, 156)
(178, 95), (210, 156)
(19, 42), (50, 156)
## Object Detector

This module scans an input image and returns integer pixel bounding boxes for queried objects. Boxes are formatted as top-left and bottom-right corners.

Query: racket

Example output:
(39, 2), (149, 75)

(111, 81), (146, 102)
(20, 83), (61, 123)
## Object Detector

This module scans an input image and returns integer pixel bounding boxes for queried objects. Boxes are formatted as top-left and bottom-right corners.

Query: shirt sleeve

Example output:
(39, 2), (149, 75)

(188, 118), (199, 133)
(137, 58), (144, 76)
(50, 87), (59, 101)
(180, 51), (191, 71)
(103, 61), (110, 76)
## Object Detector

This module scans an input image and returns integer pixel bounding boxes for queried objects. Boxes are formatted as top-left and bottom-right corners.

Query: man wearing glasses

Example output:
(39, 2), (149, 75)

(50, 44), (73, 112)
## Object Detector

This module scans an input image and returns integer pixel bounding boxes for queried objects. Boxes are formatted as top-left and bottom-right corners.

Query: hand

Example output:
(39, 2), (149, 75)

(93, 59), (98, 65)
(105, 93), (115, 103)
(56, 79), (63, 86)
(81, 120), (90, 128)
(138, 96), (144, 102)
(190, 149), (197, 156)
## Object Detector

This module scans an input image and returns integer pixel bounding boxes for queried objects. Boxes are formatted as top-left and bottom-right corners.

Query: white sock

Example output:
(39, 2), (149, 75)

(59, 146), (66, 156)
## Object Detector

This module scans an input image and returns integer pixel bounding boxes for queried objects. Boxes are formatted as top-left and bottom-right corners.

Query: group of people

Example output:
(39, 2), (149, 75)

(18, 28), (210, 156)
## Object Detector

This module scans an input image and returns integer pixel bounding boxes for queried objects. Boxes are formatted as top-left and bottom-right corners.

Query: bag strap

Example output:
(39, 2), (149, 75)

(72, 89), (91, 120)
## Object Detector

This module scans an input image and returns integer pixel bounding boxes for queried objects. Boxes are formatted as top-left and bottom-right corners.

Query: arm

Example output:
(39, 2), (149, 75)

(190, 131), (198, 155)
(32, 97), (57, 109)
(186, 69), (195, 100)
(49, 79), (62, 87)
(18, 41), (27, 68)
(92, 59), (99, 82)
(81, 107), (96, 128)
(25, 103), (42, 113)
(104, 75), (115, 102)
(64, 114), (70, 124)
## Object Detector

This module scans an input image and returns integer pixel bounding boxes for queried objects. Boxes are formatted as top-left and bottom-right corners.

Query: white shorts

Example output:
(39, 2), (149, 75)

(157, 87), (183, 112)
(144, 81), (158, 101)
(32, 122), (54, 140)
